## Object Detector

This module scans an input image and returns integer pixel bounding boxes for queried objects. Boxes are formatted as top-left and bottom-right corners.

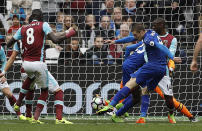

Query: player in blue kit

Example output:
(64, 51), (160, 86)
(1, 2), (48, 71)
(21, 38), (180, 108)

(110, 37), (145, 87)
(108, 39), (146, 119)
(104, 19), (195, 123)
(105, 38), (152, 123)
(97, 23), (174, 116)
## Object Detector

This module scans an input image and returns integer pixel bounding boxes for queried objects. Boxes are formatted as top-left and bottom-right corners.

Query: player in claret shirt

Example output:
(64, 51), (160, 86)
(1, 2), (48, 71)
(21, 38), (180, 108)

(4, 9), (76, 124)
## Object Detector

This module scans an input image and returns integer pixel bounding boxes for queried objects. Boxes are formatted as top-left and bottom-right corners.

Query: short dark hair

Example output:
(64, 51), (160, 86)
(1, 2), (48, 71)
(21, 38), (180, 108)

(28, 15), (33, 23)
(132, 23), (145, 33)
(153, 18), (165, 27)
(30, 9), (43, 22)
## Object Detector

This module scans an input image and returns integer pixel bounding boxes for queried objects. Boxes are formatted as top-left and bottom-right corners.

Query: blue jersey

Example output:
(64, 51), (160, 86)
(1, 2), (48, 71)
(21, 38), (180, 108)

(115, 36), (145, 70)
(122, 43), (145, 85)
(115, 36), (145, 85)
(124, 43), (145, 69)
(0, 46), (7, 72)
(129, 30), (174, 90)
(143, 30), (173, 65)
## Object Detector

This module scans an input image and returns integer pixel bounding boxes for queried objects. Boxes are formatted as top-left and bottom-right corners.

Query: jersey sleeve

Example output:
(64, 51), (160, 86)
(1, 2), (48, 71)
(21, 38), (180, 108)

(115, 36), (136, 44)
(144, 32), (174, 60)
(0, 47), (7, 71)
(125, 41), (143, 59)
(13, 28), (22, 40)
(169, 38), (177, 56)
(43, 22), (53, 35)
(13, 42), (20, 52)
(155, 41), (174, 60)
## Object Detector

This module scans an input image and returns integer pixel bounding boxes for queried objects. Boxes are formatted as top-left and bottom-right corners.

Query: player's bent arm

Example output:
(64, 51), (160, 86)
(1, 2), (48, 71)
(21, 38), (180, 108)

(169, 38), (177, 56)
(7, 28), (22, 48)
(7, 37), (18, 48)
(125, 41), (143, 58)
(115, 36), (136, 44)
(154, 42), (174, 60)
(192, 32), (202, 61)
(168, 38), (177, 71)
(47, 28), (76, 44)
(0, 47), (7, 71)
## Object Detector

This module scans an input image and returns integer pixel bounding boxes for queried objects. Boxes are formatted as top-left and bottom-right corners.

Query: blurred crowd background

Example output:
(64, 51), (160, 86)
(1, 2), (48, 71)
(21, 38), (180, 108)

(0, 0), (201, 65)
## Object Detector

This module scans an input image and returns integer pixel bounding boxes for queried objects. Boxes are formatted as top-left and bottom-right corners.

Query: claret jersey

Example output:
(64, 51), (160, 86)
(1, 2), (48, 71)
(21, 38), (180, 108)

(13, 20), (52, 61)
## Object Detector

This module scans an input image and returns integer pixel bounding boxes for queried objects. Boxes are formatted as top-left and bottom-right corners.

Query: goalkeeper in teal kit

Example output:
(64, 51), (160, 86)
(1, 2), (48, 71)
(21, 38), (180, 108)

(97, 23), (175, 118)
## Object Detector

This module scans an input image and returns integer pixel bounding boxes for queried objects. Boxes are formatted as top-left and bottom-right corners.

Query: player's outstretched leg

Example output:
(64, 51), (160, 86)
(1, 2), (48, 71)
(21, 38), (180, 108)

(172, 98), (197, 122)
(119, 81), (124, 103)
(2, 87), (26, 120)
(119, 63), (135, 103)
(136, 95), (150, 123)
(164, 95), (176, 124)
(54, 89), (73, 124)
(15, 77), (34, 111)
(112, 95), (135, 123)
(155, 86), (197, 122)
(25, 90), (34, 121)
(112, 88), (141, 123)
(97, 78), (139, 115)
(96, 87), (130, 115)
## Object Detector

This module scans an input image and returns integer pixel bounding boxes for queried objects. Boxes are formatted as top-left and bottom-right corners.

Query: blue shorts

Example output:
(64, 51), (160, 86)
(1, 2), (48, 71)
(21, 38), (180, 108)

(130, 63), (166, 91)
(122, 52), (145, 86)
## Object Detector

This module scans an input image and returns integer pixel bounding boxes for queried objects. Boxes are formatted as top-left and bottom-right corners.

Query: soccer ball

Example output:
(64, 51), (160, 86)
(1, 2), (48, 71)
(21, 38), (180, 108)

(91, 96), (104, 110)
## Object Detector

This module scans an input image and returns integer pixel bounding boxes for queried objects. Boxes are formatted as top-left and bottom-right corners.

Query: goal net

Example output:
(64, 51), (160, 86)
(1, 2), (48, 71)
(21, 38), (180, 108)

(0, 0), (201, 120)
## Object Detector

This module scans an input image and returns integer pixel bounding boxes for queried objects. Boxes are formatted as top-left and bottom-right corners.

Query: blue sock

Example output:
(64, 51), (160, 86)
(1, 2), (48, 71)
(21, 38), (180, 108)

(122, 94), (132, 104)
(110, 86), (130, 107)
(116, 94), (134, 116)
(140, 95), (150, 117)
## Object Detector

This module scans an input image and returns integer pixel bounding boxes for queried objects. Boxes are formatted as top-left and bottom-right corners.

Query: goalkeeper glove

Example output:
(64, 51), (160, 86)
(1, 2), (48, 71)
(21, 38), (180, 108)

(168, 59), (175, 77)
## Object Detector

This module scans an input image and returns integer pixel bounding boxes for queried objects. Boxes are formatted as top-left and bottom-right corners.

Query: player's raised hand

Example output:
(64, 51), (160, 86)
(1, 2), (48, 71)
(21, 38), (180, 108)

(173, 57), (182, 63)
(104, 40), (115, 45)
(190, 60), (198, 73)
(168, 60), (175, 77)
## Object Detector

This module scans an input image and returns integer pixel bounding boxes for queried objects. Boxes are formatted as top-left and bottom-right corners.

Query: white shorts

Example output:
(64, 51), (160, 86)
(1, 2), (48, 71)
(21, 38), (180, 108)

(158, 76), (173, 96)
(22, 61), (48, 89)
(0, 80), (9, 90)
(47, 71), (60, 93)
(21, 72), (36, 90)
(21, 67), (60, 93)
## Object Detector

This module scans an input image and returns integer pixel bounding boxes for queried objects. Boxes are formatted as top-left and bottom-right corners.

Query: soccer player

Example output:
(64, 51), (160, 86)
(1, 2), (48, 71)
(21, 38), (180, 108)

(0, 15), (64, 121)
(0, 41), (73, 123)
(97, 23), (174, 117)
(0, 45), (26, 120)
(3, 9), (76, 124)
(190, 31), (202, 72)
(147, 18), (195, 122)
(106, 18), (196, 123)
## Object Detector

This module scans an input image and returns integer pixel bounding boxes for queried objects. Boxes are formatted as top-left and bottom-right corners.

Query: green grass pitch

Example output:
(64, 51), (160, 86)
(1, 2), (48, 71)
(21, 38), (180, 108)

(0, 116), (202, 131)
